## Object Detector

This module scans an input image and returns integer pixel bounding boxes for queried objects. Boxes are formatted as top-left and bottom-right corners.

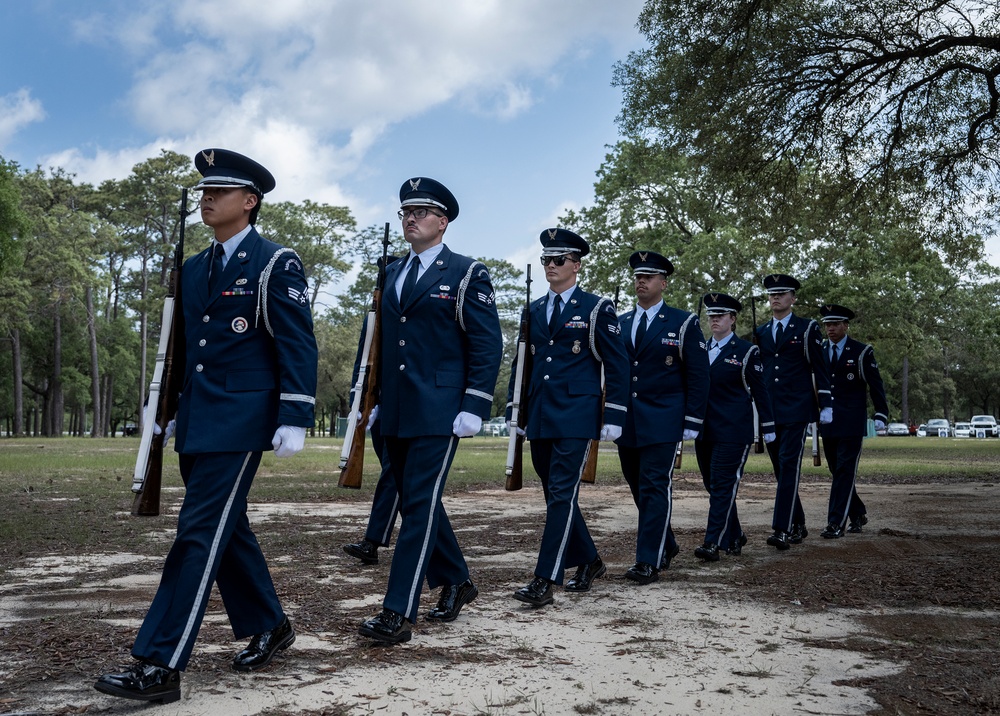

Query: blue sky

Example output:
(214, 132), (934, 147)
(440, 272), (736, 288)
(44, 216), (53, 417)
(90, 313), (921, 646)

(0, 0), (649, 301)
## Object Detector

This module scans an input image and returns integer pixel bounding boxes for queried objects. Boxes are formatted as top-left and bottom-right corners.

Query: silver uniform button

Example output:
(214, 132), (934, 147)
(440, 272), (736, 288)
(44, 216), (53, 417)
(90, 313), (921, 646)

(633, 361), (639, 366)
(199, 339), (206, 347)
(546, 356), (552, 362)
(196, 364), (204, 372)
(400, 316), (407, 323)
(633, 376), (638, 382)
(548, 340), (554, 346)
(203, 315), (210, 323)
(632, 392), (638, 397)
(399, 340), (405, 346)
(543, 375), (550, 380)
(399, 364), (405, 370)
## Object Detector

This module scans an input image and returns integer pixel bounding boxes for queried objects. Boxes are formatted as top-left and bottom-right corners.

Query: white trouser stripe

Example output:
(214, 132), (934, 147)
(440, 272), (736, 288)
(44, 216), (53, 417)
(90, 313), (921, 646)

(549, 443), (589, 581)
(170, 452), (253, 669)
(379, 493), (401, 545)
(717, 444), (751, 544)
(656, 449), (678, 563)
(782, 426), (809, 532)
(404, 436), (456, 617)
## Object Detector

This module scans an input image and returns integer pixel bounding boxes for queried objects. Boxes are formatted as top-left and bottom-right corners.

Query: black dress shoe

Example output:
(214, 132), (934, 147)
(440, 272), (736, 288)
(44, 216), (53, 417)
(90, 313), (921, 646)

(233, 615), (295, 671)
(821, 522), (844, 539)
(359, 609), (412, 644)
(848, 514), (868, 533)
(565, 556), (606, 592)
(659, 543), (681, 570)
(766, 530), (791, 551)
(726, 532), (748, 555)
(789, 524), (808, 544)
(426, 579), (478, 622)
(514, 576), (554, 607)
(343, 539), (379, 564)
(694, 543), (721, 562)
(94, 661), (180, 703)
(625, 561), (659, 584)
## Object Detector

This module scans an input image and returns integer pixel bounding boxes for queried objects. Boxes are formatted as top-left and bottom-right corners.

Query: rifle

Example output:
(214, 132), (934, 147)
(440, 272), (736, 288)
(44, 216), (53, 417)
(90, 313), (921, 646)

(811, 421), (821, 466)
(749, 294), (765, 454)
(339, 223), (391, 488)
(581, 285), (620, 484)
(131, 189), (189, 516)
(505, 265), (533, 491)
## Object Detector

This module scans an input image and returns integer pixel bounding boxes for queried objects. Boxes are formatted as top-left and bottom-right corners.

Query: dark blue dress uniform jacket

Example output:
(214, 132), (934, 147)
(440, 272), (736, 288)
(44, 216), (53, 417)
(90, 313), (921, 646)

(379, 245), (502, 436)
(507, 287), (629, 440)
(755, 313), (832, 425)
(701, 336), (774, 444)
(820, 336), (889, 439)
(616, 305), (709, 447)
(175, 228), (317, 453)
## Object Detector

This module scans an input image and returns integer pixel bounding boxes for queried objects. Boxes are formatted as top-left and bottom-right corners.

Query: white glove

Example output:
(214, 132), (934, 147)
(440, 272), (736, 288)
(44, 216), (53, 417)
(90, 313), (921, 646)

(682, 429), (699, 441)
(152, 419), (176, 443)
(366, 405), (379, 430)
(272, 425), (306, 458)
(819, 407), (833, 424)
(763, 432), (776, 444)
(874, 419), (886, 430)
(600, 424), (622, 442)
(453, 411), (482, 438)
(506, 419), (526, 437)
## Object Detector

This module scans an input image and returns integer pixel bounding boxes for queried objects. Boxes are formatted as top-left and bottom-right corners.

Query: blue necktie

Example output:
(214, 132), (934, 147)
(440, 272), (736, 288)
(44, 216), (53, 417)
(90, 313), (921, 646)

(634, 311), (647, 348)
(775, 321), (785, 344)
(548, 295), (562, 335)
(831, 343), (839, 365)
(400, 257), (420, 306)
(208, 243), (225, 294)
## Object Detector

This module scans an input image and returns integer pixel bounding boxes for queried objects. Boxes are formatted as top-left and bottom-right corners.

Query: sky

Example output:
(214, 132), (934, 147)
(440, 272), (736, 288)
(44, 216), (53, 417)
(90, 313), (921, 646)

(0, 0), (650, 305)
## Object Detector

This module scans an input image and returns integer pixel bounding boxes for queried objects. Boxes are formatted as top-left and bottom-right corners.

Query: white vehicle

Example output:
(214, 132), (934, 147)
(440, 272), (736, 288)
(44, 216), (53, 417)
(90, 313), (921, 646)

(954, 422), (972, 438)
(970, 415), (1000, 438)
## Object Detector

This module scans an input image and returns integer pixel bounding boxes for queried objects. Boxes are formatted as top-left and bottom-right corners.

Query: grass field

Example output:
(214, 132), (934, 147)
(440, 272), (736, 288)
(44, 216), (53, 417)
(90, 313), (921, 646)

(1, 434), (998, 566)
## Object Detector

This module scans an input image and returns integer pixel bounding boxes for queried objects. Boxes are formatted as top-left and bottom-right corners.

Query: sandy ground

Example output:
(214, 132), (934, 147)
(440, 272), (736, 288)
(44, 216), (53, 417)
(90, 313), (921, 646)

(0, 474), (927, 716)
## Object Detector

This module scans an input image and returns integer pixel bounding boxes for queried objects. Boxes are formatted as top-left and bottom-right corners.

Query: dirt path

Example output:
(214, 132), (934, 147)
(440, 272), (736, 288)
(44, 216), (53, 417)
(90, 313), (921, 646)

(2, 476), (999, 715)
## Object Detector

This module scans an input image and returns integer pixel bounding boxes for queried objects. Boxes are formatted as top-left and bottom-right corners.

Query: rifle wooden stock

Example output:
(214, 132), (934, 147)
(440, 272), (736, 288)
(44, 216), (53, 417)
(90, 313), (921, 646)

(580, 438), (599, 484)
(505, 434), (526, 491)
(132, 192), (187, 516)
(339, 223), (391, 489)
(338, 304), (381, 489)
(811, 422), (821, 466)
(674, 440), (683, 469)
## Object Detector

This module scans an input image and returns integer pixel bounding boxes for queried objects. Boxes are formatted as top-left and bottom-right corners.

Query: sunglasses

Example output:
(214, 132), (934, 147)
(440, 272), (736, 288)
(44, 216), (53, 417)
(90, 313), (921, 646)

(540, 255), (574, 267)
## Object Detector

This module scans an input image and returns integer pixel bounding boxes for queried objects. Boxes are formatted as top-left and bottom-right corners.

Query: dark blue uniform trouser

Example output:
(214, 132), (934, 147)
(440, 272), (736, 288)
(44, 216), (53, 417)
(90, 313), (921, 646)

(529, 438), (598, 584)
(365, 423), (400, 547)
(617, 442), (678, 567)
(822, 436), (866, 527)
(695, 439), (752, 549)
(766, 422), (809, 532)
(382, 435), (468, 623)
(133, 451), (284, 671)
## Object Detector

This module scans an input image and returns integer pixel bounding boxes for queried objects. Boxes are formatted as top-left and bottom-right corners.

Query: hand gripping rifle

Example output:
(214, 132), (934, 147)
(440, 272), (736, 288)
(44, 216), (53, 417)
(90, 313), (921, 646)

(505, 264), (532, 491)
(339, 223), (391, 488)
(750, 294), (765, 454)
(581, 285), (621, 484)
(131, 189), (189, 516)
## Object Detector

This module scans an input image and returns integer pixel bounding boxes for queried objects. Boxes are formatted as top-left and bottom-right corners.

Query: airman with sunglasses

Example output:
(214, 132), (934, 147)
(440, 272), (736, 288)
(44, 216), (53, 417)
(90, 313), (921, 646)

(506, 229), (629, 607)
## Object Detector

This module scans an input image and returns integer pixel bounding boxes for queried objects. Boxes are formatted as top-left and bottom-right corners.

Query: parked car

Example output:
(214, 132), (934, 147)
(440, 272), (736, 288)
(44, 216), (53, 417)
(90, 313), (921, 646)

(885, 422), (910, 436)
(954, 422), (972, 438)
(970, 415), (1000, 438)
(916, 424), (927, 437)
(925, 418), (952, 437)
(483, 416), (509, 437)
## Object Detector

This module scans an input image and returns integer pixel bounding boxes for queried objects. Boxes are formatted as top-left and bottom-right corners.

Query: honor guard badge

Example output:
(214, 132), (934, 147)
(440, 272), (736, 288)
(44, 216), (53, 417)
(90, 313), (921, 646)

(232, 317), (248, 333)
(530, 345), (536, 355)
(237, 251), (247, 259)
(572, 340), (581, 354)
(665, 355), (674, 366)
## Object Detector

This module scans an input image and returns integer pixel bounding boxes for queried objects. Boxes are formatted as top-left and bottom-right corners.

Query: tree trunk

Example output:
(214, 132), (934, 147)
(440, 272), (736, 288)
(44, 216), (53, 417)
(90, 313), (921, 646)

(901, 355), (909, 425)
(86, 286), (102, 437)
(10, 328), (24, 437)
(52, 307), (64, 437)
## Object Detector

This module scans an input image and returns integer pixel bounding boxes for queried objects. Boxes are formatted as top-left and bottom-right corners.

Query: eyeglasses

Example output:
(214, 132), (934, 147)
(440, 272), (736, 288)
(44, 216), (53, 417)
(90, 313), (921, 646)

(540, 255), (573, 267)
(397, 207), (443, 220)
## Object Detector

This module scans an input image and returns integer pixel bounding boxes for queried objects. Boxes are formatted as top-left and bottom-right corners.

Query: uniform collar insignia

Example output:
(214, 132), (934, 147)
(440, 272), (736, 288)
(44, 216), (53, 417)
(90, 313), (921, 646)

(201, 150), (215, 166)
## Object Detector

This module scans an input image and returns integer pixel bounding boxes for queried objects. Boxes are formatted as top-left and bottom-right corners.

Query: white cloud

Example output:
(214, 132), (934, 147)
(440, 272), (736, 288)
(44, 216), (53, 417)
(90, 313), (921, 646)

(0, 89), (46, 148)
